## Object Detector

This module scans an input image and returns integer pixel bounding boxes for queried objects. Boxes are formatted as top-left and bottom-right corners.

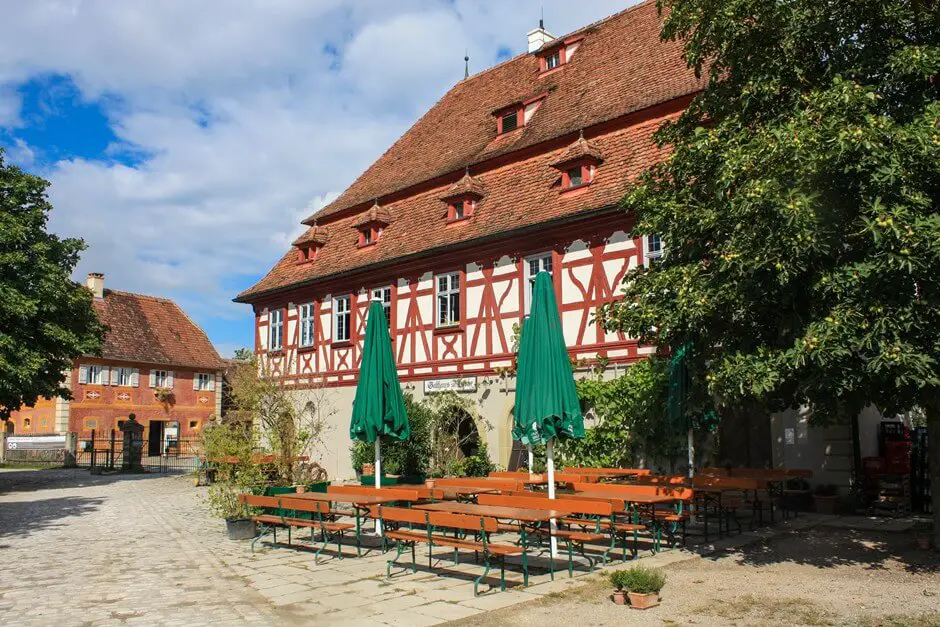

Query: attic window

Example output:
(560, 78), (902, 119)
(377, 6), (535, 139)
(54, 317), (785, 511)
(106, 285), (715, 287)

(440, 170), (485, 222)
(567, 166), (584, 187)
(358, 226), (382, 247)
(292, 225), (329, 265)
(500, 110), (519, 134)
(296, 245), (319, 264)
(551, 130), (603, 192)
(448, 199), (475, 222)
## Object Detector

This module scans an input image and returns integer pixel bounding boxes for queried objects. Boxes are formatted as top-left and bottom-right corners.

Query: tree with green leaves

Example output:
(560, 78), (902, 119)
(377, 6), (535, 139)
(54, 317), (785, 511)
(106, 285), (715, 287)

(0, 151), (104, 419)
(600, 0), (939, 542)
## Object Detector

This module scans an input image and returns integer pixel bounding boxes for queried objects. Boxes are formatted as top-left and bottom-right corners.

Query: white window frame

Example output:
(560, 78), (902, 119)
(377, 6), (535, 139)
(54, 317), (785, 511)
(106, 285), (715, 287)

(194, 373), (212, 391)
(299, 303), (315, 348)
(87, 365), (103, 385)
(153, 370), (169, 388)
(371, 286), (392, 328)
(436, 272), (461, 328)
(334, 295), (351, 343)
(268, 309), (284, 351)
(116, 367), (135, 387)
(546, 50), (561, 70)
(644, 233), (664, 265)
(524, 252), (554, 314)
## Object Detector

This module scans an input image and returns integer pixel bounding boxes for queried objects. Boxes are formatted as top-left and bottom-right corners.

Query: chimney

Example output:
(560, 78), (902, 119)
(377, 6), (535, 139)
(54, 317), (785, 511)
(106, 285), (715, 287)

(86, 272), (104, 299)
(527, 18), (555, 53)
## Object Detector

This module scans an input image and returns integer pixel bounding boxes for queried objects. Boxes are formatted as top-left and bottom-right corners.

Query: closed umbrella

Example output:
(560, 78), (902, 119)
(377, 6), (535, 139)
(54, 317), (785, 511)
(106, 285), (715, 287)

(668, 342), (694, 478)
(513, 272), (584, 557)
(350, 300), (410, 534)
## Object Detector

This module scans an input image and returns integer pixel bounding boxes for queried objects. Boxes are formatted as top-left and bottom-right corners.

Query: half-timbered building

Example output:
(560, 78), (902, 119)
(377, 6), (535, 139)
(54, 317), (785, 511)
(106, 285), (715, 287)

(236, 2), (705, 478)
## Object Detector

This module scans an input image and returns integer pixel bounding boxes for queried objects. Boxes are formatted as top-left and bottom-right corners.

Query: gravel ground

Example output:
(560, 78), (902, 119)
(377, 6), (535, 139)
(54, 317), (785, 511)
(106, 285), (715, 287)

(453, 527), (940, 627)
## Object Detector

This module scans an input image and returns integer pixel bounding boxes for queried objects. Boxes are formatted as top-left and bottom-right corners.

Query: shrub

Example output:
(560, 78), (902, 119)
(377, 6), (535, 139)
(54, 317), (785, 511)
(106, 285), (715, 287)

(350, 393), (432, 477)
(609, 566), (666, 594)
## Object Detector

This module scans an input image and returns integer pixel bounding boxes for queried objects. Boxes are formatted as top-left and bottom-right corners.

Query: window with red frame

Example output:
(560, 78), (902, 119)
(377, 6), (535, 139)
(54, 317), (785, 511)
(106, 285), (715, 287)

(562, 164), (593, 189)
(448, 198), (475, 221)
(541, 48), (564, 72)
(296, 245), (318, 263)
(497, 108), (522, 134)
(358, 226), (382, 247)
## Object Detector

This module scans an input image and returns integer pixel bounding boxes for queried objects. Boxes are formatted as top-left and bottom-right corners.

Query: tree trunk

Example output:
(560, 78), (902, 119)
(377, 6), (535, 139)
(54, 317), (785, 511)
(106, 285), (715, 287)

(925, 402), (940, 551)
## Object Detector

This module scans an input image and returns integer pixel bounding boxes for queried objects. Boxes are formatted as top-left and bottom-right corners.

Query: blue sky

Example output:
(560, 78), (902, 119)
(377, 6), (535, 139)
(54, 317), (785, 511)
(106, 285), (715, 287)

(0, 1), (631, 358)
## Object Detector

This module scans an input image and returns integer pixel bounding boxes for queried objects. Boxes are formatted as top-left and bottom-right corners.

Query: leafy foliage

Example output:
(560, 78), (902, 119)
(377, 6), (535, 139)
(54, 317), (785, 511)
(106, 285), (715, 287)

(0, 151), (104, 418)
(350, 393), (432, 477)
(226, 356), (329, 484)
(599, 0), (939, 536)
(556, 358), (686, 468)
(201, 418), (264, 520)
(609, 565), (666, 594)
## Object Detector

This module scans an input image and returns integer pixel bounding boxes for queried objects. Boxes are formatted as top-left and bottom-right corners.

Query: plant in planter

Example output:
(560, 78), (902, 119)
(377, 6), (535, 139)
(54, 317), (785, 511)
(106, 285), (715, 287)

(201, 419), (265, 539)
(153, 386), (175, 409)
(813, 484), (840, 515)
(610, 565), (666, 609)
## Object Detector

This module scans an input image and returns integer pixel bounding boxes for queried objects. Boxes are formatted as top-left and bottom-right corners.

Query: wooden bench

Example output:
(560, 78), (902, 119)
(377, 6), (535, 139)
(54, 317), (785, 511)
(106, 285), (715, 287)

(488, 471), (586, 485)
(238, 494), (355, 562)
(326, 485), (424, 514)
(371, 505), (526, 596)
(502, 491), (646, 563)
(691, 475), (764, 531)
(564, 467), (651, 477)
(432, 477), (524, 492)
(571, 483), (692, 549)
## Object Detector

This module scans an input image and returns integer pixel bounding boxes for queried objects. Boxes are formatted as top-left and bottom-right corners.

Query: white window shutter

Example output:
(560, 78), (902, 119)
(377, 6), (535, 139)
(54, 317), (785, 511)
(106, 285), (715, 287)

(78, 365), (88, 384)
(193, 374), (199, 390)
(208, 375), (215, 392)
(131, 369), (139, 387)
(102, 366), (112, 385)
(167, 371), (174, 388)
(149, 371), (156, 387)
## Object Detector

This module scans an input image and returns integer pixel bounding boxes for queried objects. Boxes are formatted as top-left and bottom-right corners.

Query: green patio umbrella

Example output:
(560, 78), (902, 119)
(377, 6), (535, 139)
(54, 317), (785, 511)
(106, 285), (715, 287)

(513, 271), (584, 557)
(350, 300), (410, 532)
(668, 342), (694, 478)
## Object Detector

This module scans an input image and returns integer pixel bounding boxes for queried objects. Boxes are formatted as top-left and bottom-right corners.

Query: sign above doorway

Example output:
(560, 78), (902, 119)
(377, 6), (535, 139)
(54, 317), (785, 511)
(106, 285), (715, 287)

(423, 377), (477, 394)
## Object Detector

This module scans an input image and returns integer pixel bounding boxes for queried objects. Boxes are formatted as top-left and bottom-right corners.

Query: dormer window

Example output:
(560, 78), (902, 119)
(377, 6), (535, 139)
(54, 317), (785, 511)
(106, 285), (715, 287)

(545, 50), (561, 70)
(499, 109), (519, 134)
(551, 130), (604, 192)
(292, 224), (329, 265)
(537, 35), (583, 74)
(353, 201), (392, 248)
(441, 169), (485, 222)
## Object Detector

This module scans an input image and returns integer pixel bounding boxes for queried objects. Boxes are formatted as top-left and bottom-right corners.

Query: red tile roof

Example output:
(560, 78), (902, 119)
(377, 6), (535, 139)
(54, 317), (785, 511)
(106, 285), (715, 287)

(238, 0), (701, 301)
(93, 290), (224, 370)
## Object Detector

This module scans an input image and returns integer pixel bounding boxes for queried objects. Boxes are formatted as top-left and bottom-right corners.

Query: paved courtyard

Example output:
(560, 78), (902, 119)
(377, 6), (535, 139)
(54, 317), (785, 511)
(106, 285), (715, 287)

(3, 468), (935, 626)
(0, 469), (597, 626)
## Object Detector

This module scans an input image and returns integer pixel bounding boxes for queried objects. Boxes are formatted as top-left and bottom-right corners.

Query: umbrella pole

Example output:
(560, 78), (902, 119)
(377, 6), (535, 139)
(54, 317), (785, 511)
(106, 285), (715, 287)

(687, 428), (695, 479)
(374, 439), (383, 536)
(547, 438), (558, 558)
(527, 443), (534, 472)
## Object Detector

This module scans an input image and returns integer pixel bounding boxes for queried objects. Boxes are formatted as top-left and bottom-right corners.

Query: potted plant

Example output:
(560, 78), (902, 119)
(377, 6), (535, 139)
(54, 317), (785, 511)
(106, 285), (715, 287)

(201, 420), (264, 540)
(609, 570), (629, 605)
(813, 484), (840, 515)
(611, 565), (665, 609)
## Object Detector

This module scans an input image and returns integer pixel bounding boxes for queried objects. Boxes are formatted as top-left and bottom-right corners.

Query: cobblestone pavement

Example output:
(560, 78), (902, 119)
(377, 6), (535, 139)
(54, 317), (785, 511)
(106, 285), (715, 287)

(0, 468), (832, 626)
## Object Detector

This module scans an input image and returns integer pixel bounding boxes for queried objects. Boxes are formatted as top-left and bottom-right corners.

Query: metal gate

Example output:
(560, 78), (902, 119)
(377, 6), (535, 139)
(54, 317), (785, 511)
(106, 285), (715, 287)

(76, 429), (201, 473)
(912, 427), (931, 514)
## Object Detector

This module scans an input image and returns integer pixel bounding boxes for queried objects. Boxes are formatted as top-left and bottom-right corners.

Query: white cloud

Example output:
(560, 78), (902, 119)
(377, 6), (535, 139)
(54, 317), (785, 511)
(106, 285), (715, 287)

(0, 0), (634, 349)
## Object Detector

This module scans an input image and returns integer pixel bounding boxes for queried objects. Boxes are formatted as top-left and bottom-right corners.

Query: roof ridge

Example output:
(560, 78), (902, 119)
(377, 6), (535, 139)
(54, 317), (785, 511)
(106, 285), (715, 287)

(105, 288), (174, 303)
(455, 0), (656, 88)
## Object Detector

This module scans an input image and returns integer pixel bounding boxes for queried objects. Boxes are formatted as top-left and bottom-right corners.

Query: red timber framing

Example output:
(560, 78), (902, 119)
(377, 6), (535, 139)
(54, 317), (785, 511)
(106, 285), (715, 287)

(252, 211), (649, 388)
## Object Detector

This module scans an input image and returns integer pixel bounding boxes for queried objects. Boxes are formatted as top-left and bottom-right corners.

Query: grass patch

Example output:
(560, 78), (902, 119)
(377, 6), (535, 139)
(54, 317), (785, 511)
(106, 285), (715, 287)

(856, 614), (940, 627)
(695, 595), (835, 626)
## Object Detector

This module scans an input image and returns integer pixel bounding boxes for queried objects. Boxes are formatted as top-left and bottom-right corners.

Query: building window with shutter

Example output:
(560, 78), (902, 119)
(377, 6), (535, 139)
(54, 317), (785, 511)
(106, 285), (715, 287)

(370, 286), (392, 328)
(152, 370), (169, 388)
(334, 295), (351, 343)
(436, 272), (461, 327)
(194, 373), (213, 391)
(299, 303), (315, 347)
(525, 253), (553, 314)
(86, 365), (103, 385)
(269, 309), (284, 351)
(116, 367), (138, 387)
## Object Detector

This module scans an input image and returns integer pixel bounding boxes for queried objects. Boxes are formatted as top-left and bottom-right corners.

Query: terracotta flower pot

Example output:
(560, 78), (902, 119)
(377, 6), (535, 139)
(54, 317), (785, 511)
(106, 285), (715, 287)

(362, 463), (375, 476)
(611, 590), (627, 605)
(628, 591), (660, 610)
(425, 479), (436, 488)
(295, 485), (306, 493)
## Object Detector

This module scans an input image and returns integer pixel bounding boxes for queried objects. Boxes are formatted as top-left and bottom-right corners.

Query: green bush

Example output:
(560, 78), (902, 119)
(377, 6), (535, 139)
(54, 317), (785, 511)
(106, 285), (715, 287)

(609, 566), (666, 594)
(350, 393), (432, 477)
(447, 442), (496, 477)
(201, 420), (265, 520)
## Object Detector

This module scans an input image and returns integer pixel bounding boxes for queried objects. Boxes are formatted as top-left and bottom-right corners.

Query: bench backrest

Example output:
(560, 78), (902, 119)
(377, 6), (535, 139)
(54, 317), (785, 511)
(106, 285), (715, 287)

(691, 475), (760, 490)
(488, 470), (585, 484)
(572, 482), (693, 501)
(433, 477), (522, 491)
(564, 467), (651, 476)
(327, 485), (422, 501)
(477, 493), (612, 517)
(374, 506), (498, 534)
(632, 475), (690, 485)
(239, 494), (331, 516)
(507, 490), (628, 512)
(240, 494), (282, 509)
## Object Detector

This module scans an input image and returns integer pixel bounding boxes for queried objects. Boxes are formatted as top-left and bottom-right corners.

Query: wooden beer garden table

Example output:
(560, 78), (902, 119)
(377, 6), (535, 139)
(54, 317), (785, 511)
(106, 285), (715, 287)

(289, 492), (402, 556)
(414, 501), (572, 522)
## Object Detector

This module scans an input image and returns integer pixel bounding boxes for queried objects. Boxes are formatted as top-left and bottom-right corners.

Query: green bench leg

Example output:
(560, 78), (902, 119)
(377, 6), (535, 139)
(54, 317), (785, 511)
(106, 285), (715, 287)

(386, 539), (407, 578)
(521, 548), (529, 587)
(499, 556), (506, 592)
(473, 554), (492, 597)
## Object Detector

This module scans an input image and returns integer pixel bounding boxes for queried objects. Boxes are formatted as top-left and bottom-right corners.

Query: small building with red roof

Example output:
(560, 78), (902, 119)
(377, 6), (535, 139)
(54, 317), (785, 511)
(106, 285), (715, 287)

(7, 273), (224, 454)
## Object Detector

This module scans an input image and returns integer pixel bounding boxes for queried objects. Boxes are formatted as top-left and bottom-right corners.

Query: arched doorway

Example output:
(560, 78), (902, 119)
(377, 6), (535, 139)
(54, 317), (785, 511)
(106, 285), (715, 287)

(430, 402), (484, 475)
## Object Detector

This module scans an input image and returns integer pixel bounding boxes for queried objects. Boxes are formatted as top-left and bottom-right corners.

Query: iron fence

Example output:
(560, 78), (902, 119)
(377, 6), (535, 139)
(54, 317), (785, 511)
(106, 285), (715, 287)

(75, 429), (202, 474)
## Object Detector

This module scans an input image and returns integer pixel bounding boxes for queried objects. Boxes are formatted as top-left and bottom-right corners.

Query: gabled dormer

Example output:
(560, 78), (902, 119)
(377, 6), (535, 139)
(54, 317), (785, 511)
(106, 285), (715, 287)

(292, 224), (330, 264)
(551, 130), (604, 191)
(536, 34), (585, 74)
(353, 201), (393, 248)
(493, 93), (548, 137)
(440, 169), (485, 222)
